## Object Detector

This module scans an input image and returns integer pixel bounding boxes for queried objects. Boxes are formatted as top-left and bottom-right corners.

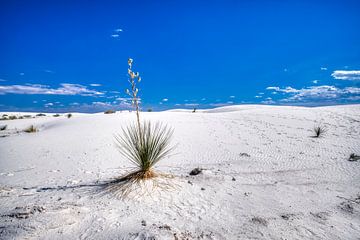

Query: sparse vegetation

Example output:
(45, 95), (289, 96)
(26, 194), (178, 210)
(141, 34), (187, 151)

(115, 121), (174, 179)
(349, 153), (360, 162)
(53, 114), (60, 117)
(104, 110), (116, 114)
(67, 113), (72, 118)
(0, 125), (7, 131)
(147, 108), (153, 112)
(192, 108), (196, 113)
(36, 113), (46, 117)
(24, 125), (37, 133)
(115, 58), (175, 182)
(312, 124), (327, 138)
(8, 115), (17, 120)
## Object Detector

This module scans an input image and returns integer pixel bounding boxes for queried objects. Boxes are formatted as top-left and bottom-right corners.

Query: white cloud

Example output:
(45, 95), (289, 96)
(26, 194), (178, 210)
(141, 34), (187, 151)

(92, 101), (112, 107)
(261, 99), (275, 104)
(44, 69), (55, 73)
(0, 83), (104, 96)
(320, 67), (327, 71)
(229, 95), (235, 98)
(266, 85), (360, 102)
(312, 80), (319, 84)
(44, 102), (53, 107)
(184, 103), (199, 106)
(266, 86), (298, 93)
(90, 83), (102, 87)
(0, 79), (6, 82)
(254, 95), (262, 98)
(19, 72), (24, 76)
(111, 34), (120, 38)
(162, 98), (168, 102)
(115, 28), (123, 32)
(331, 70), (360, 80)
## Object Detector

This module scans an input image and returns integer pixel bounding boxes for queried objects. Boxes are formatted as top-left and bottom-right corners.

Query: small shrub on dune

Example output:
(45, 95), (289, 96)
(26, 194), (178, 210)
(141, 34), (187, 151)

(349, 153), (360, 162)
(8, 116), (17, 120)
(192, 108), (196, 113)
(36, 113), (46, 117)
(104, 110), (116, 114)
(147, 108), (152, 112)
(24, 125), (37, 133)
(114, 58), (175, 186)
(312, 124), (327, 138)
(66, 113), (72, 118)
(0, 125), (7, 131)
(53, 114), (60, 117)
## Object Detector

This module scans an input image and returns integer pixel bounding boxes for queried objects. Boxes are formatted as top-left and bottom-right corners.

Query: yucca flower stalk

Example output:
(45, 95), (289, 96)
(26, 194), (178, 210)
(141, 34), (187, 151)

(126, 58), (141, 131)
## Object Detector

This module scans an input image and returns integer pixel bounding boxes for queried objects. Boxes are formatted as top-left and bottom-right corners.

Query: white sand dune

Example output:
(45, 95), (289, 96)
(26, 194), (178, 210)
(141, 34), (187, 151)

(0, 105), (359, 239)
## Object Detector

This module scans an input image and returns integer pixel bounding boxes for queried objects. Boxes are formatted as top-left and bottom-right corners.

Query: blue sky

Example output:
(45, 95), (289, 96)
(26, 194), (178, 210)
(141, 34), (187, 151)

(0, 0), (359, 112)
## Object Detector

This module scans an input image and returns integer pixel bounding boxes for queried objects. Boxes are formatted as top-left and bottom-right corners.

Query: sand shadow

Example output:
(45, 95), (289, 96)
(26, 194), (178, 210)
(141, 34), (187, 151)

(29, 173), (176, 200)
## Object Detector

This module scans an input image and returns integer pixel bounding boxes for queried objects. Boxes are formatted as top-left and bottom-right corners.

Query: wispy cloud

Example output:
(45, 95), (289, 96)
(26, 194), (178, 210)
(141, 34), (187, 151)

(320, 67), (327, 71)
(111, 28), (123, 38)
(312, 80), (319, 84)
(162, 98), (168, 102)
(44, 102), (54, 107)
(331, 70), (360, 80)
(0, 83), (104, 96)
(90, 83), (102, 87)
(44, 69), (55, 73)
(229, 95), (235, 98)
(266, 85), (360, 102)
(0, 79), (6, 82)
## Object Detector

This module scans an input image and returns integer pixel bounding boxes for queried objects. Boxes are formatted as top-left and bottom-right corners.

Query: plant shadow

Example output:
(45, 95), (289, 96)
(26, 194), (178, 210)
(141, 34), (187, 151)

(32, 172), (176, 200)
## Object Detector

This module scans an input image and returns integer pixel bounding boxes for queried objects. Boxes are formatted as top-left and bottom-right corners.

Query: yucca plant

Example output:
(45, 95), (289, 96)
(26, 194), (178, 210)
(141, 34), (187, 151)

(115, 58), (175, 181)
(313, 124), (327, 138)
(24, 125), (37, 133)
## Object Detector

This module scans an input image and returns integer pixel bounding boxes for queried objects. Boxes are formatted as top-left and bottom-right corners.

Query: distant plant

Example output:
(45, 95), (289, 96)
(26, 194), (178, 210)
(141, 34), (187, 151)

(104, 110), (116, 114)
(312, 124), (327, 138)
(349, 153), (360, 162)
(147, 108), (153, 112)
(36, 113), (46, 117)
(192, 108), (196, 113)
(115, 58), (175, 182)
(67, 113), (72, 118)
(8, 115), (17, 120)
(53, 114), (60, 117)
(0, 125), (7, 131)
(23, 115), (32, 118)
(24, 125), (37, 133)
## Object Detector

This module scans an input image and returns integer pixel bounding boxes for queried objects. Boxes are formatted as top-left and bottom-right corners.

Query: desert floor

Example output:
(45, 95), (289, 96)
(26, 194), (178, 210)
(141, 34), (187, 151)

(0, 105), (359, 239)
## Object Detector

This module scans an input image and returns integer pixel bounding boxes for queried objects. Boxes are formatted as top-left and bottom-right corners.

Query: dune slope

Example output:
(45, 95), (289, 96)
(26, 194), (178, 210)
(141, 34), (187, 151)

(0, 105), (360, 239)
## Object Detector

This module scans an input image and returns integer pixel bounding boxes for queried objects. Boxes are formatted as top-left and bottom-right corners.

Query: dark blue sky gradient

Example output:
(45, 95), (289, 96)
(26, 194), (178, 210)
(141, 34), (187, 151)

(0, 0), (359, 112)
